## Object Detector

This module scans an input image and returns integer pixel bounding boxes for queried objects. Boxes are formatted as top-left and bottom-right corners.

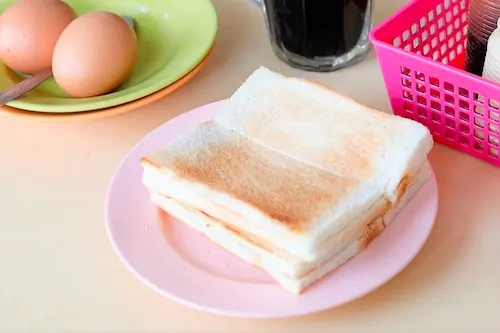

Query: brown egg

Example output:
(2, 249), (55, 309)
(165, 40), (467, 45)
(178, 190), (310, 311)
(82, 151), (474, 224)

(0, 0), (77, 74)
(52, 11), (138, 98)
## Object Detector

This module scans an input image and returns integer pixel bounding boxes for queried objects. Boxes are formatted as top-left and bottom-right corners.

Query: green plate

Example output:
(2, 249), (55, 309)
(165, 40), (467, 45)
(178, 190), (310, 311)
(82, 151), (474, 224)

(0, 0), (217, 113)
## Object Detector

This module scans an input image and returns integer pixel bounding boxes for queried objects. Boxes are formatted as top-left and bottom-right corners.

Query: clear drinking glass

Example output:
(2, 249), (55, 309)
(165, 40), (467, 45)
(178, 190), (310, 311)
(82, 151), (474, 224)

(253, 0), (373, 72)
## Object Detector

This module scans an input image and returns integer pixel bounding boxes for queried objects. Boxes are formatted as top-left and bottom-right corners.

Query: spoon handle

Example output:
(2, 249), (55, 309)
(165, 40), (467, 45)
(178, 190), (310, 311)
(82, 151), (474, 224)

(0, 68), (53, 105)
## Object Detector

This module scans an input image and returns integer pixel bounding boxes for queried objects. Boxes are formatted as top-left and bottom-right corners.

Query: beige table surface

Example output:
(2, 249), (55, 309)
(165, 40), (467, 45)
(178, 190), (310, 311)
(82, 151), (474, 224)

(1, 0), (500, 332)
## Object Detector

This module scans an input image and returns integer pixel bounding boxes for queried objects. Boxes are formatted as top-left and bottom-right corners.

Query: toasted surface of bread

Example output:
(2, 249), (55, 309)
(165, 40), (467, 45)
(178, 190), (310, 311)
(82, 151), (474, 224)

(142, 121), (374, 234)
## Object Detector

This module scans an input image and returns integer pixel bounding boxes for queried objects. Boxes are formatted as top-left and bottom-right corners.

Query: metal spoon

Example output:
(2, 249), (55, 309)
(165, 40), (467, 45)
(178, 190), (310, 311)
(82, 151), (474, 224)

(0, 15), (135, 105)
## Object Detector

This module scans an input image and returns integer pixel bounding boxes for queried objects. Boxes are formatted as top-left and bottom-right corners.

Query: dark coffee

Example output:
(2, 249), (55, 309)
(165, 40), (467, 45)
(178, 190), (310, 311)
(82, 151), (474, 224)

(465, 32), (488, 76)
(262, 0), (369, 58)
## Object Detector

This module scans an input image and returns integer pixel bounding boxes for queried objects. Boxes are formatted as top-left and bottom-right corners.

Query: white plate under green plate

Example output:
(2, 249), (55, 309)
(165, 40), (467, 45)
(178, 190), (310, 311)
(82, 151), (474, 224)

(0, 0), (217, 113)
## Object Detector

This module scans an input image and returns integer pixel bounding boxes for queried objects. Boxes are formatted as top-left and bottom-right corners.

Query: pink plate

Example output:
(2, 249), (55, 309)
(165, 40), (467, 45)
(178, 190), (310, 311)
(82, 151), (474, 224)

(105, 100), (439, 318)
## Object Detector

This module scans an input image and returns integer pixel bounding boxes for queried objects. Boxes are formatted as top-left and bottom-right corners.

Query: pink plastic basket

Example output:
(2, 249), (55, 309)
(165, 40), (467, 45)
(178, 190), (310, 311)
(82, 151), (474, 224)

(370, 0), (500, 166)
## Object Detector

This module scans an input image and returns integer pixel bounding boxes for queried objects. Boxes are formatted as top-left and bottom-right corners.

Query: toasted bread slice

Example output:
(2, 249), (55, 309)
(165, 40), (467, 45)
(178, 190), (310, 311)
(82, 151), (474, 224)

(141, 121), (383, 261)
(215, 67), (433, 200)
(149, 161), (431, 294)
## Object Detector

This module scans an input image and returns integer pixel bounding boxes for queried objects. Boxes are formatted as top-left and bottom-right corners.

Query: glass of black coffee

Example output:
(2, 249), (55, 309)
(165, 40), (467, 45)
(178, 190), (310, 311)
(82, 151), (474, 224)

(257, 0), (373, 72)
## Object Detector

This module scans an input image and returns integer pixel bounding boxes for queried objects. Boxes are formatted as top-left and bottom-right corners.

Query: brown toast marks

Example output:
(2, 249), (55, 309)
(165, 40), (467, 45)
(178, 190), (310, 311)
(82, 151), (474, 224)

(147, 122), (360, 233)
(393, 175), (410, 207)
(360, 218), (385, 251)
